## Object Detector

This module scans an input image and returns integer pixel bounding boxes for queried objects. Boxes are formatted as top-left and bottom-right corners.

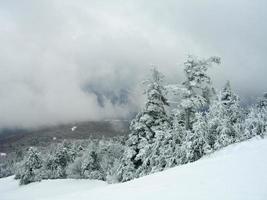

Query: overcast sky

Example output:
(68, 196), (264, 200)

(0, 0), (266, 129)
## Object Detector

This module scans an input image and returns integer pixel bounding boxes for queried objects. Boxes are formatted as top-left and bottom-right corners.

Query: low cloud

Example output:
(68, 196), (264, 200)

(0, 0), (266, 129)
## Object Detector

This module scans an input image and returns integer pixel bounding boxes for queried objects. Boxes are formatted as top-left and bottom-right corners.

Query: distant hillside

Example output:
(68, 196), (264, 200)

(0, 120), (130, 153)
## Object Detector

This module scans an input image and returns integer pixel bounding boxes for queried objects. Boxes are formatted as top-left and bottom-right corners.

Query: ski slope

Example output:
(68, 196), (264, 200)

(1, 137), (267, 200)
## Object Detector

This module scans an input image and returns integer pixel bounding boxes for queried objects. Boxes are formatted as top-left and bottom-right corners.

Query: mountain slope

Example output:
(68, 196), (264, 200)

(1, 137), (267, 200)
(0, 120), (129, 152)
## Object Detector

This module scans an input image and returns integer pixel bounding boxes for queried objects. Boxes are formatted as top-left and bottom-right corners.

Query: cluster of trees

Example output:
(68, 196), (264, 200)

(0, 150), (23, 179)
(13, 138), (124, 185)
(3, 55), (266, 185)
(0, 159), (15, 178)
(117, 56), (266, 181)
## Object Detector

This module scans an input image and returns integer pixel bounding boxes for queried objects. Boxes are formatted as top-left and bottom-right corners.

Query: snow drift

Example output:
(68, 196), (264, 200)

(1, 137), (267, 200)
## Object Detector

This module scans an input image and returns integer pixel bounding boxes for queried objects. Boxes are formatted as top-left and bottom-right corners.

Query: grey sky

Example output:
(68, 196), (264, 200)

(0, 0), (266, 129)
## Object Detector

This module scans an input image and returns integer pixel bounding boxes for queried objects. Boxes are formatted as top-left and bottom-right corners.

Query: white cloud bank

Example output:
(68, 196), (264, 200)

(0, 0), (266, 128)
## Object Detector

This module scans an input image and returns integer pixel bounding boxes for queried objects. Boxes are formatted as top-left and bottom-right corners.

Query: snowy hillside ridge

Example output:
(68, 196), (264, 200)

(1, 137), (267, 200)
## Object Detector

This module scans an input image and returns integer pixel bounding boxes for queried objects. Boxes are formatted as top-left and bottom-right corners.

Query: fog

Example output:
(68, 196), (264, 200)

(0, 0), (266, 129)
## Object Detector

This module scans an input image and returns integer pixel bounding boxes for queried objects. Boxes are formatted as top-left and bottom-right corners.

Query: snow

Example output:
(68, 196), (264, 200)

(0, 177), (106, 200)
(0, 152), (7, 157)
(71, 126), (77, 131)
(1, 137), (267, 200)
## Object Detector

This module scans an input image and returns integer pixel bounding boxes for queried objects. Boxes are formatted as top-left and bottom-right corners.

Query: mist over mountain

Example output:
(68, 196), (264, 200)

(0, 0), (266, 129)
(83, 84), (130, 107)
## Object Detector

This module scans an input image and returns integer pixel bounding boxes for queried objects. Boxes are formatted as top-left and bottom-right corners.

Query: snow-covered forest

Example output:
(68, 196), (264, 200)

(1, 0), (267, 199)
(2, 137), (267, 200)
(1, 56), (266, 186)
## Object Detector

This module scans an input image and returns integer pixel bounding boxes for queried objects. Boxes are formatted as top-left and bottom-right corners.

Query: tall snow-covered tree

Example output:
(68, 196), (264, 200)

(244, 108), (262, 138)
(205, 81), (242, 149)
(187, 113), (212, 161)
(178, 55), (221, 130)
(43, 141), (76, 179)
(220, 81), (242, 123)
(245, 94), (267, 138)
(19, 147), (43, 185)
(81, 148), (103, 180)
(119, 67), (171, 182)
(147, 127), (183, 172)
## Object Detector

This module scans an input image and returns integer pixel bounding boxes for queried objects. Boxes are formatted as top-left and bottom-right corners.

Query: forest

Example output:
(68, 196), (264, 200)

(1, 55), (266, 185)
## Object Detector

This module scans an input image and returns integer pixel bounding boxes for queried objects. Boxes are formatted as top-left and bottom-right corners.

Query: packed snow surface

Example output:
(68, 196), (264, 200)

(1, 137), (267, 200)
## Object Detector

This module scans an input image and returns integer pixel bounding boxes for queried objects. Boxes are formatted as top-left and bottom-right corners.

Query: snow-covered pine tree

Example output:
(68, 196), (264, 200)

(165, 56), (220, 164)
(0, 162), (13, 179)
(205, 81), (242, 149)
(97, 139), (125, 183)
(43, 141), (76, 179)
(257, 92), (267, 109)
(244, 93), (267, 138)
(185, 112), (212, 162)
(244, 107), (267, 138)
(220, 81), (242, 124)
(19, 147), (43, 185)
(67, 139), (124, 182)
(81, 147), (104, 180)
(148, 127), (182, 172)
(119, 67), (171, 182)
(179, 55), (220, 130)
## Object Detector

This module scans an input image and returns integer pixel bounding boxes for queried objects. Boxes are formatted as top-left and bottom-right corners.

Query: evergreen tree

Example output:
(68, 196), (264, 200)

(19, 147), (43, 185)
(205, 81), (242, 149)
(67, 139), (124, 182)
(119, 67), (171, 181)
(97, 139), (125, 183)
(43, 141), (76, 179)
(244, 105), (267, 138)
(189, 113), (212, 160)
(220, 81), (242, 124)
(257, 92), (267, 109)
(178, 55), (220, 130)
(81, 149), (103, 180)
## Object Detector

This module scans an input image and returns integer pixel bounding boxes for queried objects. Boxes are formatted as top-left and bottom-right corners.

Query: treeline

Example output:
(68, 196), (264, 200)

(2, 56), (267, 185)
(14, 138), (124, 185)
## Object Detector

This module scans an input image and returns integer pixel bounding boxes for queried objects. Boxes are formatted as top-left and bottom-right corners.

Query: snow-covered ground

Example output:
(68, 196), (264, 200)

(1, 137), (267, 200)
